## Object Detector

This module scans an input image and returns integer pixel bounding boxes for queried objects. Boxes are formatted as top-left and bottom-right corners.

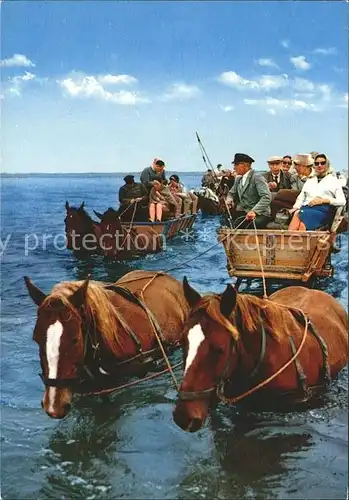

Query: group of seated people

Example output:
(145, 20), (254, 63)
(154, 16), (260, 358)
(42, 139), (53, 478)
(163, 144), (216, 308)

(118, 158), (198, 222)
(222, 152), (347, 231)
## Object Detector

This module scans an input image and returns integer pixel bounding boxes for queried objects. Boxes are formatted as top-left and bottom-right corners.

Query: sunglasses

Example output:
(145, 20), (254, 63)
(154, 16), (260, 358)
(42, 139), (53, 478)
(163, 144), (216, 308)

(315, 161), (326, 166)
(283, 161), (291, 165)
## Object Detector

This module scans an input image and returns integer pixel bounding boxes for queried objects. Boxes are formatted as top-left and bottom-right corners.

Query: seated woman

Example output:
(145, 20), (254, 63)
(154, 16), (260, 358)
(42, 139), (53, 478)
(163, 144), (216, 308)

(169, 174), (198, 215)
(288, 153), (346, 231)
(149, 179), (180, 222)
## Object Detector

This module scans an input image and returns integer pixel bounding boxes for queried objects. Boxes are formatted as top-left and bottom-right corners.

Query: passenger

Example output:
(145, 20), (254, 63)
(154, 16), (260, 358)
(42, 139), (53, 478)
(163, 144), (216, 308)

(140, 159), (167, 191)
(118, 175), (149, 221)
(264, 156), (292, 193)
(201, 169), (216, 190)
(217, 169), (236, 197)
(288, 153), (346, 231)
(290, 153), (315, 191)
(281, 155), (292, 172)
(226, 153), (272, 229)
(149, 178), (180, 222)
(169, 175), (198, 215)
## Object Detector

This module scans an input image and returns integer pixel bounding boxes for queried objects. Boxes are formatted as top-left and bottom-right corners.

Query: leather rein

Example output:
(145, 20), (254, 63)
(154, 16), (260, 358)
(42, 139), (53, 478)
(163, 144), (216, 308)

(177, 305), (330, 405)
(39, 275), (180, 394)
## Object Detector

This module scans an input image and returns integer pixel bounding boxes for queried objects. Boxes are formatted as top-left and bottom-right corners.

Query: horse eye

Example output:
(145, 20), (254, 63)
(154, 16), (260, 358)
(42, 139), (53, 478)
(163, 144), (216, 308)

(71, 338), (78, 345)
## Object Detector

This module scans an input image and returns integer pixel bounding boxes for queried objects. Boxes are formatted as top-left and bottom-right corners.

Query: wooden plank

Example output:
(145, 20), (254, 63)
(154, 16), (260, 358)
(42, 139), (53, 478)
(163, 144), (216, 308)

(219, 227), (334, 281)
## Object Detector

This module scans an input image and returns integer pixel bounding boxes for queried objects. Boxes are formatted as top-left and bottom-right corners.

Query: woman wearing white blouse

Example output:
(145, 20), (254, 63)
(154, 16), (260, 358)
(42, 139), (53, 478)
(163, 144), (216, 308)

(288, 153), (346, 231)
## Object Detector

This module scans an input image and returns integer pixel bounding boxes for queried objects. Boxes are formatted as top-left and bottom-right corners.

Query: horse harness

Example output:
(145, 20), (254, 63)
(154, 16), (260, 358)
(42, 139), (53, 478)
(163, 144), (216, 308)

(39, 278), (179, 393)
(178, 308), (331, 404)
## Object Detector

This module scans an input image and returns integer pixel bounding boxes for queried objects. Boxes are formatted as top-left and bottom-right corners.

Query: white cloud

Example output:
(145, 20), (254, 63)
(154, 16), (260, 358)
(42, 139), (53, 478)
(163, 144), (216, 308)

(97, 74), (137, 85)
(293, 77), (315, 92)
(290, 56), (311, 71)
(281, 39), (290, 49)
(0, 53), (35, 68)
(244, 97), (319, 113)
(256, 58), (279, 69)
(337, 93), (348, 108)
(218, 71), (288, 91)
(58, 73), (149, 105)
(161, 82), (201, 101)
(220, 105), (235, 112)
(313, 47), (337, 55)
(6, 71), (36, 97)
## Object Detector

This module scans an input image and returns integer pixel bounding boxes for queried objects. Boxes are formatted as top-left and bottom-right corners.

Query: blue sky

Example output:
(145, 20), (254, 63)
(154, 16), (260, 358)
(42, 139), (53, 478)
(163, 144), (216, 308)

(1, 1), (348, 173)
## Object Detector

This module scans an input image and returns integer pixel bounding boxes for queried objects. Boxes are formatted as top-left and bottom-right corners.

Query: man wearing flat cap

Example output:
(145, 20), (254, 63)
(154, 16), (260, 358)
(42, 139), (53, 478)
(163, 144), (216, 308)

(118, 174), (149, 221)
(140, 158), (167, 191)
(226, 153), (272, 228)
(264, 156), (292, 193)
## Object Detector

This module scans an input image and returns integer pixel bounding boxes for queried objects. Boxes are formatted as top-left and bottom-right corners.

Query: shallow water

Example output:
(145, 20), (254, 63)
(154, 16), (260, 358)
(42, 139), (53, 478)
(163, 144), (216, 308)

(1, 173), (348, 499)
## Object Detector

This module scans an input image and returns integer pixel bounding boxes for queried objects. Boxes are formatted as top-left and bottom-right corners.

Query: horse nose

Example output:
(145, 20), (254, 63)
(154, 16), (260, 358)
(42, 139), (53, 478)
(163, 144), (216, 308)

(188, 418), (203, 433)
(44, 403), (71, 419)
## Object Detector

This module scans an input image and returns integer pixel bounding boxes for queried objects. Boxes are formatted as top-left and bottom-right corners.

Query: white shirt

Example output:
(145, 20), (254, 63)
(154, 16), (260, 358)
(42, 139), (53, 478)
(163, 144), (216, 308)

(293, 174), (346, 209)
(241, 169), (252, 187)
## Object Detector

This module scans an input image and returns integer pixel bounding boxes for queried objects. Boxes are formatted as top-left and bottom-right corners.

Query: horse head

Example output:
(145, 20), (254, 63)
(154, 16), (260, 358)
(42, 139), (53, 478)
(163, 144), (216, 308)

(173, 277), (243, 432)
(65, 201), (101, 252)
(93, 208), (124, 257)
(24, 275), (91, 418)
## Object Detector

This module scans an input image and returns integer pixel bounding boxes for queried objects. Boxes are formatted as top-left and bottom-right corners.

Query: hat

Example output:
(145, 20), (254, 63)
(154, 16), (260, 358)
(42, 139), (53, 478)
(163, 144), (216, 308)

(292, 154), (314, 167)
(155, 159), (165, 167)
(267, 155), (283, 163)
(232, 153), (255, 164)
(123, 175), (135, 183)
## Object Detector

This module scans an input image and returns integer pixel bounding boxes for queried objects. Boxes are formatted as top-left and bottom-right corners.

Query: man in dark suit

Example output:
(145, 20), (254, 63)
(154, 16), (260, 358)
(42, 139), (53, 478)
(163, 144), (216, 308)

(118, 175), (149, 221)
(264, 156), (292, 193)
(140, 158), (167, 191)
(226, 153), (272, 228)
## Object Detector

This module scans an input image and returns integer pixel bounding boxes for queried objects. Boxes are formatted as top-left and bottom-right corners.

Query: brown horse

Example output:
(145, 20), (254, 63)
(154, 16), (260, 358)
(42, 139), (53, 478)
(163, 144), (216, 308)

(24, 270), (190, 419)
(65, 201), (102, 254)
(173, 278), (348, 432)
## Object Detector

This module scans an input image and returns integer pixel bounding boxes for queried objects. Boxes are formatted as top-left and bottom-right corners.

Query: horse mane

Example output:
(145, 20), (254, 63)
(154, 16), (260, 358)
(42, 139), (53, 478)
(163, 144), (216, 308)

(100, 207), (120, 221)
(76, 206), (95, 224)
(193, 293), (293, 342)
(43, 281), (125, 355)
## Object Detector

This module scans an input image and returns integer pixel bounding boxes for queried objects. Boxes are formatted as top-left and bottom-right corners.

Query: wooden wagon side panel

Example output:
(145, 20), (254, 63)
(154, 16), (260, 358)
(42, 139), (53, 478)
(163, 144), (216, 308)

(218, 229), (332, 281)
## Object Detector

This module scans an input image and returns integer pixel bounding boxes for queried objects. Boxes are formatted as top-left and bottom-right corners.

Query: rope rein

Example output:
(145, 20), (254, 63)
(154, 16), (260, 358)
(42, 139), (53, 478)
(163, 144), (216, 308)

(216, 219), (310, 405)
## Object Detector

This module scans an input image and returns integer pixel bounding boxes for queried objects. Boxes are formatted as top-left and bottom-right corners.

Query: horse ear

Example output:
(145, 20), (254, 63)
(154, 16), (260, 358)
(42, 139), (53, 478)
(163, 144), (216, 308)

(220, 284), (237, 317)
(78, 202), (85, 211)
(93, 210), (103, 219)
(24, 276), (47, 306)
(65, 201), (69, 210)
(183, 276), (201, 307)
(69, 275), (90, 309)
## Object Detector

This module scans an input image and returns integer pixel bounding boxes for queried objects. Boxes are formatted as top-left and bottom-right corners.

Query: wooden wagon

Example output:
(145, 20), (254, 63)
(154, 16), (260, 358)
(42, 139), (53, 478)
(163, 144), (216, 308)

(101, 214), (197, 259)
(217, 206), (345, 288)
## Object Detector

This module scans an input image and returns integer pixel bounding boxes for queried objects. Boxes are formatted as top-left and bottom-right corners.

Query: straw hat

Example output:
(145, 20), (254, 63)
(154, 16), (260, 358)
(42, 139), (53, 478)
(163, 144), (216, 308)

(292, 153), (314, 167)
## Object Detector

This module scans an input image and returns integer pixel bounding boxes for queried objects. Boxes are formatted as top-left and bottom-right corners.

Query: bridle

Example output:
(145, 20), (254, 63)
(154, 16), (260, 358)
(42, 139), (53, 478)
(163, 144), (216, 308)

(38, 283), (178, 393)
(177, 334), (237, 402)
(176, 305), (323, 406)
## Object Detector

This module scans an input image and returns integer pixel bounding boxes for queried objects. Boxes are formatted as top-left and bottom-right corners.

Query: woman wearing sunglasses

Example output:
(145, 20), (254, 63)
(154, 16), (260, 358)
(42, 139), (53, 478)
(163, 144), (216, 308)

(288, 153), (346, 231)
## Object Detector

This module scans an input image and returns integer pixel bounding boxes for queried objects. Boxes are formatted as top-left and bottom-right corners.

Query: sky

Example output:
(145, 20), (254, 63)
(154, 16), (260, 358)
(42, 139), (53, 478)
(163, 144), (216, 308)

(1, 0), (348, 173)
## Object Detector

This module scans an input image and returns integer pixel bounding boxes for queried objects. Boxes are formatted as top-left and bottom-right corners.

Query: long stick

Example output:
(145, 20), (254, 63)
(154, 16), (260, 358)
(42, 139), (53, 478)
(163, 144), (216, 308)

(195, 132), (219, 181)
